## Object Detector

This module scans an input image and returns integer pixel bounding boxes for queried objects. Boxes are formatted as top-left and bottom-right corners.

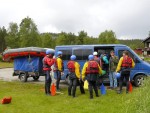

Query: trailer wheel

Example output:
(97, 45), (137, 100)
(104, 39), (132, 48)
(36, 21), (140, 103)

(19, 73), (28, 82)
(33, 76), (39, 81)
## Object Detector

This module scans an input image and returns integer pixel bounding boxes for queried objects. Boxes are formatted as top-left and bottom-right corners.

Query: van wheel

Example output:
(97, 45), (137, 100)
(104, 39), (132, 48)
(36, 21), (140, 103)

(19, 73), (28, 82)
(65, 76), (70, 85)
(33, 76), (39, 81)
(134, 75), (144, 87)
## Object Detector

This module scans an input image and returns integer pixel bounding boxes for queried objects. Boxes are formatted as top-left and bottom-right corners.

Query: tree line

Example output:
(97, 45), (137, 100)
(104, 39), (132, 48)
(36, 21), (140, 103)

(0, 16), (143, 53)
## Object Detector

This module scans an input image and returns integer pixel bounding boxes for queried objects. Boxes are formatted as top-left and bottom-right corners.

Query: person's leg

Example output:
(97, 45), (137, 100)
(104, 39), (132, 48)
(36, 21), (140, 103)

(44, 71), (47, 94)
(56, 71), (61, 90)
(113, 72), (117, 88)
(118, 72), (124, 93)
(45, 70), (51, 95)
(88, 81), (93, 99)
(68, 79), (73, 96)
(78, 80), (85, 94)
(93, 81), (99, 97)
(72, 79), (77, 97)
(125, 71), (130, 93)
(109, 72), (113, 88)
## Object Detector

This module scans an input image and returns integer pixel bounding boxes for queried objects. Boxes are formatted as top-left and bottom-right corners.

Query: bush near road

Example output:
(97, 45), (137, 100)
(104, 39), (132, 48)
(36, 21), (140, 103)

(0, 78), (150, 113)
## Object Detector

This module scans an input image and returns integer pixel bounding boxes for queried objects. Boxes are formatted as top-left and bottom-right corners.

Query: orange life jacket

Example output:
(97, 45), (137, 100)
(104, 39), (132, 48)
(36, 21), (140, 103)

(67, 61), (75, 72)
(121, 56), (132, 68)
(86, 61), (99, 74)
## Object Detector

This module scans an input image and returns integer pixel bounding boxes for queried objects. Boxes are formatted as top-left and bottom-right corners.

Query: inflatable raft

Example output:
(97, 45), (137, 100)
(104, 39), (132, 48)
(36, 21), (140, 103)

(2, 47), (54, 61)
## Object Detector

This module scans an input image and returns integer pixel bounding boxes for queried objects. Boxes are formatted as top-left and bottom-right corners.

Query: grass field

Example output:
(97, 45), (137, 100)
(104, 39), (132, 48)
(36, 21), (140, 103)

(0, 79), (150, 113)
(0, 62), (13, 68)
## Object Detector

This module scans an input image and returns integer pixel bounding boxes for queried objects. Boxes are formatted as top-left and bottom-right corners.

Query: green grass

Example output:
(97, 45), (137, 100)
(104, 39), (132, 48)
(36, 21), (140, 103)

(0, 62), (13, 68)
(144, 57), (150, 62)
(0, 79), (150, 113)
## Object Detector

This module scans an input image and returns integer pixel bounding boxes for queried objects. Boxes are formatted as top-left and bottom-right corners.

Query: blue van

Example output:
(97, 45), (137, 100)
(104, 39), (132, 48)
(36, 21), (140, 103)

(54, 44), (150, 87)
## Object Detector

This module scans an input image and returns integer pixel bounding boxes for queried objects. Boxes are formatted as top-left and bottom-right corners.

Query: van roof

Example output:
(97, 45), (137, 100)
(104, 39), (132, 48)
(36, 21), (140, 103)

(56, 44), (128, 48)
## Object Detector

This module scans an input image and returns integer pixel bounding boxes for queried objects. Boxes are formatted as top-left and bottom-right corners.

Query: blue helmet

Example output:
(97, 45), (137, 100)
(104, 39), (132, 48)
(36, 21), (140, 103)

(70, 55), (76, 60)
(46, 49), (53, 55)
(88, 55), (94, 60)
(116, 72), (121, 78)
(57, 51), (63, 55)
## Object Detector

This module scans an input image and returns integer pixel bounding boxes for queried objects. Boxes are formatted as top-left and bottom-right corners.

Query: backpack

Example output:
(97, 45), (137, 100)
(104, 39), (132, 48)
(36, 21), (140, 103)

(121, 56), (132, 68)
(67, 61), (75, 72)
(86, 61), (99, 74)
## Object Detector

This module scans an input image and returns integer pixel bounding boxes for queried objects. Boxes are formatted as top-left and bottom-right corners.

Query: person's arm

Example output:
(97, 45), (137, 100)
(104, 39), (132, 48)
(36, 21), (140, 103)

(75, 62), (80, 79)
(98, 64), (102, 75)
(57, 58), (62, 71)
(81, 62), (88, 80)
(116, 57), (123, 72)
(131, 59), (135, 68)
(47, 58), (54, 66)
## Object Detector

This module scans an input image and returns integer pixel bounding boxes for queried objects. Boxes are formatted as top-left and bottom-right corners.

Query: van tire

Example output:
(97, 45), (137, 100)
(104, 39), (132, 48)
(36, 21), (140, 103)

(19, 73), (28, 82)
(134, 75), (144, 87)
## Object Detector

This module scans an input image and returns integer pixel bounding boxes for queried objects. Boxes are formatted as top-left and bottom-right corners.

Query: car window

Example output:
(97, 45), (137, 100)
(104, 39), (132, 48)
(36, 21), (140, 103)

(59, 50), (72, 60)
(73, 49), (93, 60)
(118, 50), (134, 60)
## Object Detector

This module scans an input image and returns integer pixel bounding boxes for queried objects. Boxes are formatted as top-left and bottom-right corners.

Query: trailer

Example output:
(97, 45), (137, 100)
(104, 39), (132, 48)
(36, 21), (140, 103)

(13, 56), (44, 82)
(2, 47), (55, 82)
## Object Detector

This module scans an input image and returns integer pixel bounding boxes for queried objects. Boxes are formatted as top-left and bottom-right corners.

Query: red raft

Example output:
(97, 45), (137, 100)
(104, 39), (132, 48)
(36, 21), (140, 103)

(2, 47), (54, 61)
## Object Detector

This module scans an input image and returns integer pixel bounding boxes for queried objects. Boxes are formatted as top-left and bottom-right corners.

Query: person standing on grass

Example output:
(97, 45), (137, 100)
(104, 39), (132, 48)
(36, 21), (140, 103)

(109, 50), (119, 89)
(67, 55), (84, 97)
(116, 51), (135, 94)
(82, 55), (102, 99)
(43, 49), (55, 96)
(93, 51), (100, 65)
(54, 51), (64, 91)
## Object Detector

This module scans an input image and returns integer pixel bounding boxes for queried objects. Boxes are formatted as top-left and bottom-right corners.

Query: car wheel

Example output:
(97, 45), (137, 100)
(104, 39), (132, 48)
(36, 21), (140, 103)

(33, 76), (40, 81)
(19, 73), (28, 82)
(134, 75), (144, 87)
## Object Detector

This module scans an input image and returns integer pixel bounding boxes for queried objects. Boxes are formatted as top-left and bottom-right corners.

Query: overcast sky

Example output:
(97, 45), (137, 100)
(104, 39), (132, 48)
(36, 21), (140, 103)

(0, 0), (150, 39)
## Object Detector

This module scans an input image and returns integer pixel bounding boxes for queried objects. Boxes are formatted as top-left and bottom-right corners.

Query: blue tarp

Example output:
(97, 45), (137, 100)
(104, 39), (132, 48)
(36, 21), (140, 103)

(14, 56), (43, 72)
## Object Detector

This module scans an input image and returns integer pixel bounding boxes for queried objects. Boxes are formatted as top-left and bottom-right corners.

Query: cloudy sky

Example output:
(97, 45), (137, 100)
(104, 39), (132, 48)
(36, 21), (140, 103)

(0, 0), (150, 39)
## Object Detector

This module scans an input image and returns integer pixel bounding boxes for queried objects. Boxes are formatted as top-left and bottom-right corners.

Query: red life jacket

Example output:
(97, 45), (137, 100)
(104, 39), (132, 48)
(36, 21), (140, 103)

(86, 61), (99, 74)
(121, 56), (132, 68)
(67, 61), (75, 72)
(43, 56), (51, 71)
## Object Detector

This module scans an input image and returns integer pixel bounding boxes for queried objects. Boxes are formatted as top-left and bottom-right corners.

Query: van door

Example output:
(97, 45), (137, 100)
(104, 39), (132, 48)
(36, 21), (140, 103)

(115, 47), (140, 80)
(94, 46), (114, 82)
(72, 47), (93, 69)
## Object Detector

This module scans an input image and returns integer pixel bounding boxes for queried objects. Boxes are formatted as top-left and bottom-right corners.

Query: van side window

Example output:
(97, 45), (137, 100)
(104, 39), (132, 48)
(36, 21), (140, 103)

(73, 49), (93, 60)
(59, 50), (72, 60)
(118, 50), (134, 61)
(74, 49), (82, 60)
(83, 49), (93, 60)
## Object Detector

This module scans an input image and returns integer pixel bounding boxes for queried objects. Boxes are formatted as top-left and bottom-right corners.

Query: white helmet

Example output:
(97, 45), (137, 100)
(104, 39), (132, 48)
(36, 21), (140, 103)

(93, 52), (98, 56)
